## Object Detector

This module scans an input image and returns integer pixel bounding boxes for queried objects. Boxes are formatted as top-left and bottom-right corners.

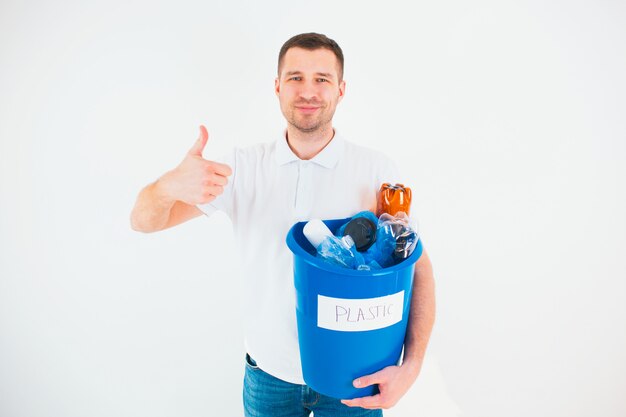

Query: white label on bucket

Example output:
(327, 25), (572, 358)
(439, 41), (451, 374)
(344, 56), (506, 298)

(317, 291), (405, 332)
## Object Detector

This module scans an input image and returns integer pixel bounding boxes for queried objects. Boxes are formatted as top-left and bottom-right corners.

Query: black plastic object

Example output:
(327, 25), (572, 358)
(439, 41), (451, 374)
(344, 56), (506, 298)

(342, 217), (377, 252)
(390, 224), (418, 262)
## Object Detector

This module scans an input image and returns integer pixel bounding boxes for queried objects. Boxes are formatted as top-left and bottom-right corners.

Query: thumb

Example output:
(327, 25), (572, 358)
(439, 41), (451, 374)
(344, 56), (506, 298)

(353, 369), (387, 388)
(188, 125), (209, 157)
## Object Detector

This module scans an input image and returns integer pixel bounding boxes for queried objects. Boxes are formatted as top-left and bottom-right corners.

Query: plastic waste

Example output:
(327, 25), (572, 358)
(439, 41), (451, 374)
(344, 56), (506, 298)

(303, 210), (418, 271)
(336, 211), (382, 269)
(303, 219), (366, 269)
(377, 183), (412, 217)
(375, 212), (419, 268)
(336, 210), (379, 252)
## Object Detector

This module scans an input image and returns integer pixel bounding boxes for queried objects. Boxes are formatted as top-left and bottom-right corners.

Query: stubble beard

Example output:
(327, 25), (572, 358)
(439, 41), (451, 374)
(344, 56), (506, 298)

(286, 105), (334, 134)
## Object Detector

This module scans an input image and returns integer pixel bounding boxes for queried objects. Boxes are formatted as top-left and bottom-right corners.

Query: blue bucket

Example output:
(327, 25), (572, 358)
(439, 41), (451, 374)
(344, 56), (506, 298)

(286, 217), (423, 399)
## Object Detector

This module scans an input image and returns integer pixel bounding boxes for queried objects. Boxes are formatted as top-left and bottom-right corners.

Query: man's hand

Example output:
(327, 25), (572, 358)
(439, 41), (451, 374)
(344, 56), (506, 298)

(342, 252), (435, 410)
(341, 359), (421, 410)
(158, 125), (232, 205)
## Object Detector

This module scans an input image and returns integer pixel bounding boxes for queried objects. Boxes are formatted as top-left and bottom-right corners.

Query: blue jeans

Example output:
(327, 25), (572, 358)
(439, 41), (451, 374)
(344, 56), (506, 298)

(243, 354), (382, 417)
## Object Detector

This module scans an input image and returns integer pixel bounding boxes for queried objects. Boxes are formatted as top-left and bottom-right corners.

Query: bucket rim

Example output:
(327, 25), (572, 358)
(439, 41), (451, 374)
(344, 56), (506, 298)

(286, 218), (423, 277)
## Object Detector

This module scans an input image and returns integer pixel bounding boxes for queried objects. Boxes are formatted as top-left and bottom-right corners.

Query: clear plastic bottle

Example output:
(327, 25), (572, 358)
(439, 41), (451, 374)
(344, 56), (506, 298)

(303, 219), (363, 269)
(375, 212), (419, 267)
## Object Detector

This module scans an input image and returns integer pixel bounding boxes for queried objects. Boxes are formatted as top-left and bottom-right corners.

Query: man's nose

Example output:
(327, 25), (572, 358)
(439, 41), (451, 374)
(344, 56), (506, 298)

(298, 81), (319, 101)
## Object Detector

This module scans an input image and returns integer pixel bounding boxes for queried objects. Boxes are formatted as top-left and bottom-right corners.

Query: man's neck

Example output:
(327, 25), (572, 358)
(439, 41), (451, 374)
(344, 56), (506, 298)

(286, 124), (335, 160)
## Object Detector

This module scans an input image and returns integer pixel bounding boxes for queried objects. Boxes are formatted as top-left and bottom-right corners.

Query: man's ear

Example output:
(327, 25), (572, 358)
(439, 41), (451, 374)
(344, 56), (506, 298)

(338, 79), (346, 102)
(275, 78), (280, 96)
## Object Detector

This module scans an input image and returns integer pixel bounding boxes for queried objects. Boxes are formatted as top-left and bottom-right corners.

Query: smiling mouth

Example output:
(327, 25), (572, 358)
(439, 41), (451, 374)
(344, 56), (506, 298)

(296, 106), (320, 113)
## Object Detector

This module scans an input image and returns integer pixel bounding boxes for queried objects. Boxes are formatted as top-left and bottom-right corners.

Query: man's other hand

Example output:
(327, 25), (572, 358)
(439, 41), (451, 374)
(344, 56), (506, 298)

(340, 360), (421, 410)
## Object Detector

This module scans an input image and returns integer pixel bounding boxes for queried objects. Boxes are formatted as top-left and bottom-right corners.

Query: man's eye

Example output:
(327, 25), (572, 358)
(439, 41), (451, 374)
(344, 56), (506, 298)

(317, 78), (328, 82)
(289, 77), (302, 81)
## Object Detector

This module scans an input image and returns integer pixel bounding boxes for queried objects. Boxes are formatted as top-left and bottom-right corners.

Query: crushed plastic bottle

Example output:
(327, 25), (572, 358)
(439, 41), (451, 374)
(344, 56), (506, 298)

(375, 212), (419, 267)
(303, 219), (365, 269)
(318, 234), (363, 269)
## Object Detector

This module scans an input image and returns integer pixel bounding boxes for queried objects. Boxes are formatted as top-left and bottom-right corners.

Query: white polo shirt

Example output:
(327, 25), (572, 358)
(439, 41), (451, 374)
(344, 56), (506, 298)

(197, 130), (400, 384)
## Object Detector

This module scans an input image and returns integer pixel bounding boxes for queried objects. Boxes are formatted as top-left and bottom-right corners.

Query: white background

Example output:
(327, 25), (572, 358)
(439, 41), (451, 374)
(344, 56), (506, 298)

(1, 1), (625, 416)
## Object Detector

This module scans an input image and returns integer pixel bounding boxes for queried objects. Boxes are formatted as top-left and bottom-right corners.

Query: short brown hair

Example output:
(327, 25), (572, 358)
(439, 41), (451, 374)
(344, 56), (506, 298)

(278, 32), (344, 81)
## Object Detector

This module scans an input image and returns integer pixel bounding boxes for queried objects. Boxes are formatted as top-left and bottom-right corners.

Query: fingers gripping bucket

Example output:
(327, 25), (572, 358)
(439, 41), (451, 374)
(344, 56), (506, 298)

(286, 218), (423, 399)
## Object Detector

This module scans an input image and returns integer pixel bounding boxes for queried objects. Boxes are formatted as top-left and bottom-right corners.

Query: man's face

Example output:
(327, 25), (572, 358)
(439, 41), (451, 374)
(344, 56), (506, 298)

(275, 47), (346, 134)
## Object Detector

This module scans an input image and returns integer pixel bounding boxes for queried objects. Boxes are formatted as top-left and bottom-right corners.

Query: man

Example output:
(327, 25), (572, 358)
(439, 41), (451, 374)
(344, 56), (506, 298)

(131, 33), (435, 417)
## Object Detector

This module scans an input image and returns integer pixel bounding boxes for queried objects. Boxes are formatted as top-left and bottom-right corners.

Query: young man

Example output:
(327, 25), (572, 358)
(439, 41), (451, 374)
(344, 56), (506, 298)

(131, 33), (435, 417)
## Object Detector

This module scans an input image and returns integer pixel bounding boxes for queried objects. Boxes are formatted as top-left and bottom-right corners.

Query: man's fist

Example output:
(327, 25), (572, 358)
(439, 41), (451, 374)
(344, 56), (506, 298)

(158, 125), (233, 205)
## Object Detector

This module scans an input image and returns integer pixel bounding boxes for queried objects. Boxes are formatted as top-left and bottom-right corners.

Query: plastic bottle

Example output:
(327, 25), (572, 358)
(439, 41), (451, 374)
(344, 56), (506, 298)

(377, 183), (412, 217)
(303, 219), (365, 269)
(375, 212), (419, 267)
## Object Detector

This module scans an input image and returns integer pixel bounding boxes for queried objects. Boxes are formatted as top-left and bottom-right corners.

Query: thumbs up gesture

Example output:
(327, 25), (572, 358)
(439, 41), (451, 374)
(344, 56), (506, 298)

(159, 125), (233, 206)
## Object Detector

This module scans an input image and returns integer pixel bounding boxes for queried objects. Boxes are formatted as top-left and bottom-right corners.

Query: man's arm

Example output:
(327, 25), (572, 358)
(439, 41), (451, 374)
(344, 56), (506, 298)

(342, 249), (436, 410)
(130, 182), (203, 233)
(130, 125), (232, 233)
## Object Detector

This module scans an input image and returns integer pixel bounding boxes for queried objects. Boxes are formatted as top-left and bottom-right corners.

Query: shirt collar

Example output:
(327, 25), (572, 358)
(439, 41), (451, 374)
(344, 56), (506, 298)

(275, 129), (344, 169)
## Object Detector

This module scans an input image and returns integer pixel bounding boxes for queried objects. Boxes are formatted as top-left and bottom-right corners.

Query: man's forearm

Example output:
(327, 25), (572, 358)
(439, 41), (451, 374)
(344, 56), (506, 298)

(403, 250), (436, 374)
(130, 180), (176, 233)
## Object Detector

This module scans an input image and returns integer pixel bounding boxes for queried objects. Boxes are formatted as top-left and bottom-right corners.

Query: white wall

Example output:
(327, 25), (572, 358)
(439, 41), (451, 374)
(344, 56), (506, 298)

(1, 1), (625, 416)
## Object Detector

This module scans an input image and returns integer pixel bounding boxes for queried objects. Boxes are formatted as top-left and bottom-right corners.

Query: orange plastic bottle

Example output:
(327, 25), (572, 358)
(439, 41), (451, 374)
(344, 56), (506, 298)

(377, 183), (412, 216)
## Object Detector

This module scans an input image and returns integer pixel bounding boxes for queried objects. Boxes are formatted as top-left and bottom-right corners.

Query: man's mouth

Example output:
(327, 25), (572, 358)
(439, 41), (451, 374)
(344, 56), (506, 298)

(295, 106), (320, 114)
